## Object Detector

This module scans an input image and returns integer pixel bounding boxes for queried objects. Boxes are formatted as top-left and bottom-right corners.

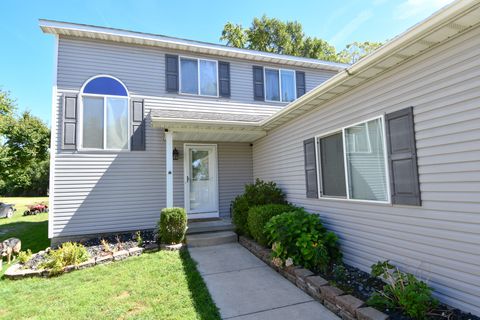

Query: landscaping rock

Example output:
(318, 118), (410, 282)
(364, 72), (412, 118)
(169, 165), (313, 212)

(320, 285), (344, 304)
(306, 275), (329, 300)
(293, 268), (314, 290)
(144, 243), (159, 252)
(335, 294), (364, 316)
(95, 254), (113, 264)
(340, 309), (357, 320)
(63, 265), (76, 273)
(76, 258), (95, 270)
(282, 265), (300, 283)
(357, 307), (389, 320)
(113, 250), (129, 261)
(128, 247), (144, 256)
(160, 243), (183, 251)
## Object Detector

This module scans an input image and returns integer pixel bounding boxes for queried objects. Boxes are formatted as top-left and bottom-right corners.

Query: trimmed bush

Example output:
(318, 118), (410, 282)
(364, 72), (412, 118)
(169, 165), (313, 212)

(266, 209), (342, 273)
(40, 242), (90, 275)
(232, 179), (286, 235)
(247, 204), (296, 246)
(158, 207), (187, 244)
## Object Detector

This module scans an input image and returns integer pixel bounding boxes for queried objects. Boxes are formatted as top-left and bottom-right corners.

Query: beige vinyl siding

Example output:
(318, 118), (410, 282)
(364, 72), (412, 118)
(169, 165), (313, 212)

(173, 142), (253, 217)
(56, 37), (336, 107)
(252, 26), (480, 315)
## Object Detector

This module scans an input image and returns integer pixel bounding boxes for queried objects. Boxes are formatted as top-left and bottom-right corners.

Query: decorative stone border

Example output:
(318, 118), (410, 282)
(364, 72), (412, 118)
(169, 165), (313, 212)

(4, 246), (149, 280)
(239, 236), (389, 320)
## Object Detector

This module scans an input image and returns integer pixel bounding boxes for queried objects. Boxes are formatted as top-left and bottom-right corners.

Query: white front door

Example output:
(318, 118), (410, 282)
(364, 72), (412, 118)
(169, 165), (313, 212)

(184, 144), (219, 218)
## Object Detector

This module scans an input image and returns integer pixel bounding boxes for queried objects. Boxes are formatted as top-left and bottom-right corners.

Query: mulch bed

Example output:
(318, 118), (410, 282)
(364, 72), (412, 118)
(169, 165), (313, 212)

(318, 263), (479, 320)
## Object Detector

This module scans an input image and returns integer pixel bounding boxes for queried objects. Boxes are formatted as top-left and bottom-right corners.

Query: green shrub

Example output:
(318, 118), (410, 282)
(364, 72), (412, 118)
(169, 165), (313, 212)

(18, 249), (32, 264)
(232, 179), (286, 235)
(265, 209), (342, 273)
(158, 207), (187, 244)
(368, 261), (438, 320)
(247, 204), (296, 246)
(40, 242), (89, 275)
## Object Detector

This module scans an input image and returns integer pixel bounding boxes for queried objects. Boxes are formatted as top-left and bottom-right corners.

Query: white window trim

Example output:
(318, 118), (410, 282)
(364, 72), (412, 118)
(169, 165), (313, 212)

(179, 56), (219, 98)
(264, 67), (297, 103)
(78, 75), (130, 152)
(315, 115), (391, 204)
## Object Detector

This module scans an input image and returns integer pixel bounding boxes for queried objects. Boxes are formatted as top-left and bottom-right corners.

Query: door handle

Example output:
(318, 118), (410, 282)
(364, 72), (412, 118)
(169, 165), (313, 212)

(186, 176), (190, 183)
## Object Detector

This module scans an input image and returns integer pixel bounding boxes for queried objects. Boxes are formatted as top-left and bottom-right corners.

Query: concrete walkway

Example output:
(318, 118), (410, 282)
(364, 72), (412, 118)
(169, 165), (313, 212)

(189, 243), (340, 320)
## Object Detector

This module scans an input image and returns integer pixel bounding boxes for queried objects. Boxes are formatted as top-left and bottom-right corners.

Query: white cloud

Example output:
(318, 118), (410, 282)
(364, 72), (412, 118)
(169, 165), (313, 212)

(330, 10), (374, 46)
(394, 0), (454, 20)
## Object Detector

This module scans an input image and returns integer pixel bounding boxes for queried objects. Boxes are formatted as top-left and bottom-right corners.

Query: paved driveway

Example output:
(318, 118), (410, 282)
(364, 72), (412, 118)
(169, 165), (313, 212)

(189, 243), (340, 320)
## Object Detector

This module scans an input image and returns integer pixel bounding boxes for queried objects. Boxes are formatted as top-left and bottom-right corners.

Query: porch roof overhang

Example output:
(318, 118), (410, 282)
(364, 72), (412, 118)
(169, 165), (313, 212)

(151, 109), (267, 142)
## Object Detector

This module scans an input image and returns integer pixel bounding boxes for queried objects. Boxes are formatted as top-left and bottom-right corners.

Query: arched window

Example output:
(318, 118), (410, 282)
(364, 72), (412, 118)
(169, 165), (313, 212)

(80, 76), (129, 150)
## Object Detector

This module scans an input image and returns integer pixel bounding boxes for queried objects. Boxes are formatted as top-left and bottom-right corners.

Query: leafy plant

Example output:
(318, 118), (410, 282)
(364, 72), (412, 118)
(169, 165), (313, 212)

(100, 239), (111, 253)
(265, 209), (341, 273)
(135, 231), (143, 247)
(232, 179), (286, 235)
(158, 207), (187, 245)
(18, 249), (32, 264)
(40, 242), (89, 275)
(368, 260), (438, 319)
(247, 204), (296, 246)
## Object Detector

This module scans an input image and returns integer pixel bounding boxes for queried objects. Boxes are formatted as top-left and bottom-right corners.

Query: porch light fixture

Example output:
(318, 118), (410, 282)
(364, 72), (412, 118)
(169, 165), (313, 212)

(173, 148), (179, 160)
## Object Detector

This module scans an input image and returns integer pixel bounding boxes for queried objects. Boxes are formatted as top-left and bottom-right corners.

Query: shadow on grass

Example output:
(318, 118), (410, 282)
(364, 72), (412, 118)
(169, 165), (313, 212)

(0, 220), (49, 253)
(180, 248), (221, 320)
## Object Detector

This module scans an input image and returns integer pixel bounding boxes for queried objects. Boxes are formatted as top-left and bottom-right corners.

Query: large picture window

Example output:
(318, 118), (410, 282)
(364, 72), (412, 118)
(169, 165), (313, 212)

(81, 76), (129, 150)
(265, 68), (296, 102)
(180, 57), (218, 96)
(317, 117), (389, 202)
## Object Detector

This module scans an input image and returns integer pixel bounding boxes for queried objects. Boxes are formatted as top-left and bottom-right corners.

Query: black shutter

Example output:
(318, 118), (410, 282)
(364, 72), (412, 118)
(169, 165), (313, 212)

(165, 54), (179, 92)
(131, 99), (145, 151)
(62, 94), (77, 150)
(296, 71), (306, 98)
(252, 66), (264, 101)
(304, 138), (318, 198)
(218, 61), (230, 97)
(385, 107), (421, 206)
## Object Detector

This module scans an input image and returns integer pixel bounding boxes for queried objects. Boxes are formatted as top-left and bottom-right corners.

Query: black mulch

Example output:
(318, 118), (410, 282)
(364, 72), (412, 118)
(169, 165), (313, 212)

(317, 263), (479, 320)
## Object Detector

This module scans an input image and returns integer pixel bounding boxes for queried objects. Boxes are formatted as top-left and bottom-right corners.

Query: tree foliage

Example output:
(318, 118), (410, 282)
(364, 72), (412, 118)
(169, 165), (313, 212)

(220, 16), (383, 64)
(337, 41), (383, 64)
(221, 15), (339, 62)
(0, 89), (50, 196)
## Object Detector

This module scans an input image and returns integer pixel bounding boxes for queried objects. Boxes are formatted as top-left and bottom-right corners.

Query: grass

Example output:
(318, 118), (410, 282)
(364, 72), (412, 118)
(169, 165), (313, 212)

(0, 197), (49, 276)
(0, 197), (220, 319)
(0, 250), (221, 320)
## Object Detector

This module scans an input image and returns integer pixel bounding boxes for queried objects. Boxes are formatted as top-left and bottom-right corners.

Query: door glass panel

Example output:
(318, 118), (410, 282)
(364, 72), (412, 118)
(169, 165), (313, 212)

(190, 149), (212, 212)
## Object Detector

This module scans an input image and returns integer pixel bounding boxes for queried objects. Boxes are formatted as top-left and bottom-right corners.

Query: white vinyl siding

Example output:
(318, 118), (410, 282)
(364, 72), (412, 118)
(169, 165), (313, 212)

(252, 26), (480, 315)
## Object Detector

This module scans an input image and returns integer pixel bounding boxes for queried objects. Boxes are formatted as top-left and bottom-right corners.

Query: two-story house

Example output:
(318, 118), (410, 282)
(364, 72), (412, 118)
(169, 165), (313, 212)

(40, 0), (480, 315)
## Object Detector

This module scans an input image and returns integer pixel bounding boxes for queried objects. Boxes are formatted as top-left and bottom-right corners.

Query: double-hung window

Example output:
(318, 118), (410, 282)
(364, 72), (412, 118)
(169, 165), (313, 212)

(265, 68), (296, 102)
(180, 57), (218, 96)
(317, 117), (389, 202)
(81, 76), (129, 151)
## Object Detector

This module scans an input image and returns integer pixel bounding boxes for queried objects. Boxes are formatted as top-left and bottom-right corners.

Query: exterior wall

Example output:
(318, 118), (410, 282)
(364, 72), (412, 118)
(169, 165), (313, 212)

(173, 141), (253, 218)
(57, 36), (337, 109)
(252, 26), (480, 315)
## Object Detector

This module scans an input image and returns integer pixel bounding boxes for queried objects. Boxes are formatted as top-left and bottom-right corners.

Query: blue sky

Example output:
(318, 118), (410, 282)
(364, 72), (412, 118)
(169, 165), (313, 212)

(1, 0), (452, 126)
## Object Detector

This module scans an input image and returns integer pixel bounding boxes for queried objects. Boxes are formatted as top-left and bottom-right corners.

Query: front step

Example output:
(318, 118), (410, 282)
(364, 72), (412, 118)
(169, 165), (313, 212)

(187, 219), (234, 235)
(187, 231), (237, 247)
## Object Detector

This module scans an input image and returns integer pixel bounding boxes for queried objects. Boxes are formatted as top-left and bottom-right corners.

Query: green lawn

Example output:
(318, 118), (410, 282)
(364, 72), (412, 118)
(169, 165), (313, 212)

(0, 197), (49, 276)
(0, 250), (220, 320)
(0, 197), (220, 320)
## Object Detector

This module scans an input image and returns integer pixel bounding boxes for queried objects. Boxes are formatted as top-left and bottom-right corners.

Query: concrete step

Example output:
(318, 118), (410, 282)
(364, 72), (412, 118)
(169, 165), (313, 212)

(187, 231), (238, 247)
(187, 219), (234, 235)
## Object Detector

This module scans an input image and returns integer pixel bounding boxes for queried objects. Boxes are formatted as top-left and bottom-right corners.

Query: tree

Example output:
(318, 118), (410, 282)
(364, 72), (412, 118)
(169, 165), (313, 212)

(0, 88), (50, 196)
(220, 15), (339, 62)
(337, 41), (383, 64)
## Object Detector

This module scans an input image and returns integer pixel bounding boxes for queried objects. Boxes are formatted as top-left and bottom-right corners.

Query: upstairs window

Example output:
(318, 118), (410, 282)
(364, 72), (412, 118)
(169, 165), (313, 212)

(265, 68), (296, 102)
(81, 76), (129, 150)
(180, 57), (218, 96)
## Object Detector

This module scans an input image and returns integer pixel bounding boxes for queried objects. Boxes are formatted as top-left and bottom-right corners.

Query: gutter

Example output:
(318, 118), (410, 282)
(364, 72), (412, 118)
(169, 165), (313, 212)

(260, 0), (478, 129)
